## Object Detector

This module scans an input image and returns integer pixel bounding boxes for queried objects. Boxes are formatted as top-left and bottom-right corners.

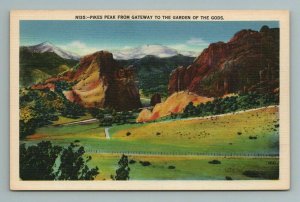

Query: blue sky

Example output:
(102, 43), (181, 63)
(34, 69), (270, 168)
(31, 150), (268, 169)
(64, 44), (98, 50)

(20, 20), (279, 55)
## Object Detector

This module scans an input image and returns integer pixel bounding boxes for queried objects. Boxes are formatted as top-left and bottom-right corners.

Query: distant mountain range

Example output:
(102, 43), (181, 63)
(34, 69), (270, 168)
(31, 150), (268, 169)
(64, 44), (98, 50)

(21, 42), (197, 60)
(113, 44), (197, 60)
(22, 42), (81, 60)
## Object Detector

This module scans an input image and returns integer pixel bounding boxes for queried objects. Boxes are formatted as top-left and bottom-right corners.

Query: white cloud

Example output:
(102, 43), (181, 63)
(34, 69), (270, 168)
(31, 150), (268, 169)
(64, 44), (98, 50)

(59, 41), (99, 56)
(186, 37), (209, 46)
(168, 37), (208, 56)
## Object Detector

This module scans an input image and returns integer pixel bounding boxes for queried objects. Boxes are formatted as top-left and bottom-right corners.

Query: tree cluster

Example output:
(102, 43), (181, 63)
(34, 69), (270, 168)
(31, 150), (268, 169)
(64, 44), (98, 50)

(20, 141), (99, 180)
(20, 89), (61, 139)
(19, 88), (86, 139)
(181, 92), (279, 118)
(89, 108), (136, 127)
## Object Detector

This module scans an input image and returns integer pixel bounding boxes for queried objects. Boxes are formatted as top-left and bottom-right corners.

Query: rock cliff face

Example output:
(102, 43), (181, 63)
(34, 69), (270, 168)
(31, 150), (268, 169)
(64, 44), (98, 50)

(34, 51), (142, 110)
(168, 26), (279, 97)
(67, 51), (142, 110)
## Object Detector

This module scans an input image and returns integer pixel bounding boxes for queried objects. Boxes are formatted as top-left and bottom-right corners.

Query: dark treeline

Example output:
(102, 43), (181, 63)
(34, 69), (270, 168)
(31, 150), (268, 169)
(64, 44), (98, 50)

(89, 108), (137, 127)
(179, 92), (279, 119)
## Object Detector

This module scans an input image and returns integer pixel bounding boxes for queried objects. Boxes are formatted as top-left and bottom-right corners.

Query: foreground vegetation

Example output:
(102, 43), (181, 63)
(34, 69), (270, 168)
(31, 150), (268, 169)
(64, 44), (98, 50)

(20, 141), (99, 180)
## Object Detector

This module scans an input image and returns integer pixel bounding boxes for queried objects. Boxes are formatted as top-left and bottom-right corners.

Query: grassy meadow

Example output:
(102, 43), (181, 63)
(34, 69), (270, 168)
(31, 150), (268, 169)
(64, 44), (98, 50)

(88, 154), (279, 180)
(22, 106), (280, 180)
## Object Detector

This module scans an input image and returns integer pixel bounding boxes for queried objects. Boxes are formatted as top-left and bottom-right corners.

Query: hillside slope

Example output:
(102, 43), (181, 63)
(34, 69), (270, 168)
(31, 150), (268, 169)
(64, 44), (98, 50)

(20, 47), (78, 86)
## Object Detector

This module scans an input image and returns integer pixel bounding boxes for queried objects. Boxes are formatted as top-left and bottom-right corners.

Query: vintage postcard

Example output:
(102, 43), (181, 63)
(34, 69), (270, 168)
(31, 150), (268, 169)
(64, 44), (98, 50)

(10, 10), (290, 190)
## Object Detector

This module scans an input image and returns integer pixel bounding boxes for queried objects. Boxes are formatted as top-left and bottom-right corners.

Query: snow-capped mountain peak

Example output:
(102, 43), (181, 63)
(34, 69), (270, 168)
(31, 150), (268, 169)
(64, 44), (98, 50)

(113, 44), (197, 60)
(24, 42), (80, 60)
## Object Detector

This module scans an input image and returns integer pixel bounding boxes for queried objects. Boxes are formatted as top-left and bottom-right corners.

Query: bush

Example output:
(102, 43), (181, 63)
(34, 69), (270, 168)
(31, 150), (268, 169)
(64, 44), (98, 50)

(225, 176), (233, 180)
(139, 161), (151, 166)
(208, 160), (221, 164)
(168, 165), (176, 169)
(129, 159), (136, 164)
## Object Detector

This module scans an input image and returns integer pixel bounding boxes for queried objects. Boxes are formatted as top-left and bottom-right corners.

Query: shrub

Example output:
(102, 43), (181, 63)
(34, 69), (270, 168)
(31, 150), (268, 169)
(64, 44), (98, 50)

(139, 161), (151, 166)
(129, 159), (136, 164)
(208, 160), (221, 164)
(225, 176), (233, 180)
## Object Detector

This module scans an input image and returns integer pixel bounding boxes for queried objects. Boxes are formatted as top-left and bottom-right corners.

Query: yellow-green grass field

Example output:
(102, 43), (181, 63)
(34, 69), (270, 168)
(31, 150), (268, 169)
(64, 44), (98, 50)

(88, 154), (278, 180)
(22, 106), (280, 180)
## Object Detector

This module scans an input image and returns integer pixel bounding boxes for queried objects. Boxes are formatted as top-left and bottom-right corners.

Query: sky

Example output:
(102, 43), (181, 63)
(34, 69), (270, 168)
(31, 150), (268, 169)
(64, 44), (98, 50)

(20, 20), (279, 56)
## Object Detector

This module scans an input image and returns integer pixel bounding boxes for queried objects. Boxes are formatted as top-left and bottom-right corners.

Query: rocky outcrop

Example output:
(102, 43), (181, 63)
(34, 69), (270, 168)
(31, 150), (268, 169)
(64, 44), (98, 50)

(136, 91), (213, 122)
(69, 51), (142, 110)
(34, 51), (142, 110)
(168, 26), (279, 97)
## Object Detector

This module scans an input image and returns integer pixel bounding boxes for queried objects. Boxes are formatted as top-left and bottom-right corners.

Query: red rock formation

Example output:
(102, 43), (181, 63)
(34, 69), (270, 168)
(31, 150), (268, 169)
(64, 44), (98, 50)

(137, 91), (213, 122)
(168, 26), (279, 97)
(72, 51), (142, 110)
(33, 51), (142, 110)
